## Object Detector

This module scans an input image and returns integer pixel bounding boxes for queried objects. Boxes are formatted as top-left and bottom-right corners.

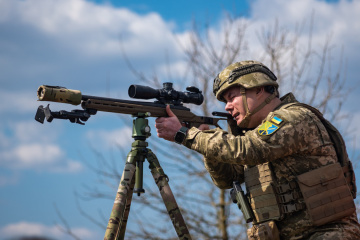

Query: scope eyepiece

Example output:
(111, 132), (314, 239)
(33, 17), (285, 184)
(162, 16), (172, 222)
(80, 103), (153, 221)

(181, 91), (204, 105)
(128, 82), (204, 106)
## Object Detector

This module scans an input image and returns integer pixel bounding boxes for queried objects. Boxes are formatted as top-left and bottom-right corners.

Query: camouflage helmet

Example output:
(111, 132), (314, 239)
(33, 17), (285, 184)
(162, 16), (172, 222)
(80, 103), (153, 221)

(213, 60), (278, 101)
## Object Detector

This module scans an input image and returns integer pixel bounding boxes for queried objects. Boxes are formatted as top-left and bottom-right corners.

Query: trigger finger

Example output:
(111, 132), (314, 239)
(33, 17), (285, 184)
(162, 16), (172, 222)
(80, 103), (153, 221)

(155, 117), (164, 123)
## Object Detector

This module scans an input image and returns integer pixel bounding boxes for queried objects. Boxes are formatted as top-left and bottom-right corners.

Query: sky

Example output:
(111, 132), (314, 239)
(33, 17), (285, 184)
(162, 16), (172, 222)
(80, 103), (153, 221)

(0, 0), (360, 239)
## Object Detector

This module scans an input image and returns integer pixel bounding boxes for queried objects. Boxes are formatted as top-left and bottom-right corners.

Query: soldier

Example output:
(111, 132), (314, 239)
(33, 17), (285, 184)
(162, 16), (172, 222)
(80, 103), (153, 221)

(155, 60), (360, 239)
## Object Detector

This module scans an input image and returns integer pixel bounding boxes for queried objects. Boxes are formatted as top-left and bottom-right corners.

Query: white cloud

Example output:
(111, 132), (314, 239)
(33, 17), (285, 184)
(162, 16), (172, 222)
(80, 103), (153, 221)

(0, 0), (180, 59)
(0, 142), (83, 172)
(4, 143), (62, 165)
(191, 0), (360, 109)
(248, 0), (360, 55)
(1, 222), (62, 237)
(0, 221), (98, 240)
(1, 0), (359, 86)
(243, 0), (360, 129)
(0, 120), (83, 173)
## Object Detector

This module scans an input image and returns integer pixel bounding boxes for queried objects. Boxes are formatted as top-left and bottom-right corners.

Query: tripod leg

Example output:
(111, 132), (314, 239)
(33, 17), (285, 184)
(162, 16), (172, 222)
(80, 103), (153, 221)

(116, 175), (135, 239)
(147, 150), (192, 240)
(104, 162), (136, 240)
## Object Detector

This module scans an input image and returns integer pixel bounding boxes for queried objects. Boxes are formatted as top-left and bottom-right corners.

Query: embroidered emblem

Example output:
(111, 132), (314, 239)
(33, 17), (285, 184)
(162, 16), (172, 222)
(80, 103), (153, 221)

(258, 121), (279, 136)
(271, 116), (283, 125)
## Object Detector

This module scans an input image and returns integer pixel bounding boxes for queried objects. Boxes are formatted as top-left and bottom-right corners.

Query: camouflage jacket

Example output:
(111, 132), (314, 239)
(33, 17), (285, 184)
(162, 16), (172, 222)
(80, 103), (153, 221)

(182, 93), (360, 239)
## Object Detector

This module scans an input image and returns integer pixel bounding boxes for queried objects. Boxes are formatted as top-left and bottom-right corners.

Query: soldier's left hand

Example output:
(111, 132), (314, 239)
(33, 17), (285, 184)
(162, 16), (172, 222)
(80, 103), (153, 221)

(155, 105), (182, 142)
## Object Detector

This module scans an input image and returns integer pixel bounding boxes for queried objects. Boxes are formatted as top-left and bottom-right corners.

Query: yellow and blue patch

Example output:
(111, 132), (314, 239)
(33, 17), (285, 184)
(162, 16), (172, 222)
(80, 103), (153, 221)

(258, 121), (279, 135)
(271, 116), (283, 125)
(258, 116), (283, 136)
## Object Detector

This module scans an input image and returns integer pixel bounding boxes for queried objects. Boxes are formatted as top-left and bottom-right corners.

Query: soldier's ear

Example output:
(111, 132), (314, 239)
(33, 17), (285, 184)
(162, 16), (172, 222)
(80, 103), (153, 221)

(255, 87), (265, 95)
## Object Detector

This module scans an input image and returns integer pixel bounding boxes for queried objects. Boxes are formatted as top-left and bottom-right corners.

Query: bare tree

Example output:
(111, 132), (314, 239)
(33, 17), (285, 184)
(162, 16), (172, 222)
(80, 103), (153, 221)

(257, 14), (350, 124)
(6, 238), (55, 240)
(61, 12), (357, 240)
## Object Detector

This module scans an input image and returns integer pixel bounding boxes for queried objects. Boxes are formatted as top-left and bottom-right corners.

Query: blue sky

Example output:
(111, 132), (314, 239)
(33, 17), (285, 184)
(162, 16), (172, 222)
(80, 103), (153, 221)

(1, 0), (360, 239)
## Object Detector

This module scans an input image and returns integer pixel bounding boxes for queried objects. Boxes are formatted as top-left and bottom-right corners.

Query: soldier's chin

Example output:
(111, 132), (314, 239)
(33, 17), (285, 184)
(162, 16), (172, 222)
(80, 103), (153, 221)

(236, 118), (256, 129)
(236, 118), (244, 126)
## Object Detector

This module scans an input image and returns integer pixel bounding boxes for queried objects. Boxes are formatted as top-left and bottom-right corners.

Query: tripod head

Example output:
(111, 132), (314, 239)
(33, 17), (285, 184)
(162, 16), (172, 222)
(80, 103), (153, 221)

(132, 112), (151, 140)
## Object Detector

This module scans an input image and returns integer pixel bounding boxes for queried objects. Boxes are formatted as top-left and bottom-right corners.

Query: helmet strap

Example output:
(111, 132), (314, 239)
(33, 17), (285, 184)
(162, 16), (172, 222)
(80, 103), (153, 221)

(238, 88), (277, 128)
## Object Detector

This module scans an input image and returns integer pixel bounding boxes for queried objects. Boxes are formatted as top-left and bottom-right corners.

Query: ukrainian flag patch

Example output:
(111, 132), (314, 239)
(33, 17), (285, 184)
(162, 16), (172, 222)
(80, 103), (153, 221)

(258, 121), (279, 136)
(271, 116), (283, 124)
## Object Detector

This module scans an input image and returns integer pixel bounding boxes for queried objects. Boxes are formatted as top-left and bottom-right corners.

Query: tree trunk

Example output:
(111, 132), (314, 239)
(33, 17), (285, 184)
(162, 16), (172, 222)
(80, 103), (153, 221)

(219, 189), (228, 240)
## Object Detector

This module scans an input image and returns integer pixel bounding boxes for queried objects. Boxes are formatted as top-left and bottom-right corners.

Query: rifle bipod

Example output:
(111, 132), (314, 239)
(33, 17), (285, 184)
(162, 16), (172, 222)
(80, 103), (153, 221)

(104, 113), (192, 240)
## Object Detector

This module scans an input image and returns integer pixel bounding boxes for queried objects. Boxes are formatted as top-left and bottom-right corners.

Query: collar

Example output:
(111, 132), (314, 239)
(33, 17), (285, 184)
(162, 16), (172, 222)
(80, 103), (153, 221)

(273, 93), (298, 111)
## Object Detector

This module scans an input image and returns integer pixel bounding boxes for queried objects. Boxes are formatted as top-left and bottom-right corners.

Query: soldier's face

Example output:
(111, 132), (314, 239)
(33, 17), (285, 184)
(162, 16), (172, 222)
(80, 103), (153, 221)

(223, 86), (258, 126)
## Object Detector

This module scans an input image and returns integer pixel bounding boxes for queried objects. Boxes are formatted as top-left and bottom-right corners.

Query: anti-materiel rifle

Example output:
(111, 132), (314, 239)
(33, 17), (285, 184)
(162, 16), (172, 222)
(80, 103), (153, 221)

(35, 82), (226, 127)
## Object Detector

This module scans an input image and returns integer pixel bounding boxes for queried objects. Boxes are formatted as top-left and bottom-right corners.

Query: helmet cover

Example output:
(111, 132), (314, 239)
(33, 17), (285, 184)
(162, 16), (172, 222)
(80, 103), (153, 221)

(213, 60), (278, 102)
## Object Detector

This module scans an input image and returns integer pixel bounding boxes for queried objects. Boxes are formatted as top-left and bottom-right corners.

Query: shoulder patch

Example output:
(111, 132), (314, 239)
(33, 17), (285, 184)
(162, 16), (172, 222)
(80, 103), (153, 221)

(258, 121), (279, 136)
(271, 116), (283, 124)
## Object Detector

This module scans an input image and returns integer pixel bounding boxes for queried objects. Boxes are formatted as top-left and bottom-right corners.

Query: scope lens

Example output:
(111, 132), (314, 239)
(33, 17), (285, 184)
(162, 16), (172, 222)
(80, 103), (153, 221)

(128, 85), (136, 98)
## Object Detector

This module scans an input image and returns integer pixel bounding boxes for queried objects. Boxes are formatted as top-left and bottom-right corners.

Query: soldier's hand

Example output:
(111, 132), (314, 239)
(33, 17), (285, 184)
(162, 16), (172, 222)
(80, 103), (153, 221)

(198, 124), (210, 131)
(155, 105), (182, 142)
(227, 117), (242, 136)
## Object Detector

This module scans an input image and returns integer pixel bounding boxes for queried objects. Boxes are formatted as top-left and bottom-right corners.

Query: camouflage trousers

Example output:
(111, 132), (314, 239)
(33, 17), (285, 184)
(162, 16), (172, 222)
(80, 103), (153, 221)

(307, 226), (360, 240)
(290, 213), (360, 240)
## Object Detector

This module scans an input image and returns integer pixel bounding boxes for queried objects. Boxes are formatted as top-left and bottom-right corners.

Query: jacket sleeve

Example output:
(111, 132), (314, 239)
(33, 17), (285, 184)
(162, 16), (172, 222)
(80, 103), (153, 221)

(183, 107), (329, 166)
(203, 156), (244, 189)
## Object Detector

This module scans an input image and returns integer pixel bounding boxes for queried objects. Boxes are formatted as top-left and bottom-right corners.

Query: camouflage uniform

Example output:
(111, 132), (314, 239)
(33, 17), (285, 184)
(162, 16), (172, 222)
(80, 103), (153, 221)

(182, 92), (360, 239)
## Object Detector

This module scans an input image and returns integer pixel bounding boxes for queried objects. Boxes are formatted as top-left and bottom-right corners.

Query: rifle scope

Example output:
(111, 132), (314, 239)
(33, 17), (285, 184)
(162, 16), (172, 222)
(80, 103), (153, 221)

(128, 82), (204, 105)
